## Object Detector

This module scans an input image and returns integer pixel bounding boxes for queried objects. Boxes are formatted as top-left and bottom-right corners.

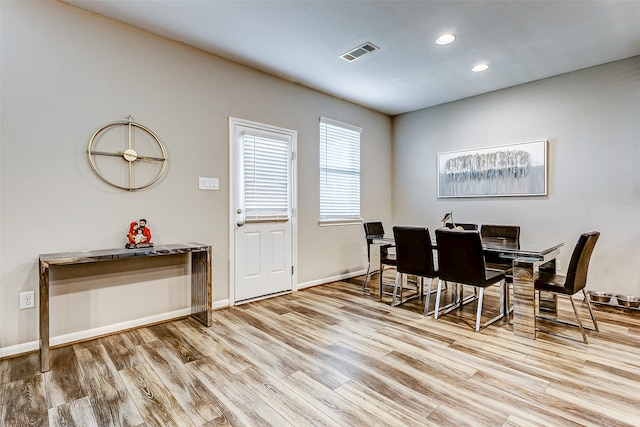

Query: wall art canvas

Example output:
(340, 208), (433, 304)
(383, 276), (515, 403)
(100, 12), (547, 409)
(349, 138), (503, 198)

(437, 139), (547, 198)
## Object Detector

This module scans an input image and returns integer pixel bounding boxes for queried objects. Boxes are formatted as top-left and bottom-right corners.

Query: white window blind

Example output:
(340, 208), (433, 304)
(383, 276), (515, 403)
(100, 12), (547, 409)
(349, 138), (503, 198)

(319, 117), (361, 222)
(242, 133), (290, 221)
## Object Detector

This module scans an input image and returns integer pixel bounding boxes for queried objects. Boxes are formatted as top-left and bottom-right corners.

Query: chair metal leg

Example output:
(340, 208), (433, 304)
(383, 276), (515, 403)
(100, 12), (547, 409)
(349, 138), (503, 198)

(434, 279), (444, 319)
(392, 272), (401, 307)
(435, 279), (505, 331)
(582, 288), (599, 332)
(569, 296), (588, 344)
(475, 288), (485, 332)
(379, 264), (385, 299)
(435, 282), (471, 318)
(392, 272), (424, 307)
(536, 290), (597, 343)
(455, 284), (478, 307)
(379, 264), (399, 298)
(475, 283), (507, 331)
(363, 262), (371, 293)
(423, 277), (436, 316)
(504, 280), (511, 326)
(496, 279), (508, 326)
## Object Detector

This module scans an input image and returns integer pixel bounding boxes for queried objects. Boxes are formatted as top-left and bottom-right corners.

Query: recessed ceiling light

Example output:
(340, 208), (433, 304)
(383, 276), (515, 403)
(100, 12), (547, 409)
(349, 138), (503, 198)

(435, 34), (456, 45)
(472, 64), (490, 72)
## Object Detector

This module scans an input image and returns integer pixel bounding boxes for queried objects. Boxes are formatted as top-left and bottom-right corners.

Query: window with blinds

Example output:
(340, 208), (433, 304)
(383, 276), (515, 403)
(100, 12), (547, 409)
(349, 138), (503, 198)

(242, 133), (290, 221)
(319, 117), (362, 223)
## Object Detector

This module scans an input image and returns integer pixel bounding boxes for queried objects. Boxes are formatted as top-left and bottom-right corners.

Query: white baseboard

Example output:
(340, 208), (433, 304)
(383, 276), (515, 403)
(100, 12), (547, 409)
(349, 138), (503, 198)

(298, 269), (366, 289)
(1, 307), (193, 359)
(0, 341), (38, 359)
(212, 299), (229, 310)
(50, 308), (192, 347)
(0, 287), (343, 359)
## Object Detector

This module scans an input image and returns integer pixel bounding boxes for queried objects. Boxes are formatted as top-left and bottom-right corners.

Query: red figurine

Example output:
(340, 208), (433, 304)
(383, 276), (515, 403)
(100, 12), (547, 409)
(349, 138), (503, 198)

(126, 218), (152, 248)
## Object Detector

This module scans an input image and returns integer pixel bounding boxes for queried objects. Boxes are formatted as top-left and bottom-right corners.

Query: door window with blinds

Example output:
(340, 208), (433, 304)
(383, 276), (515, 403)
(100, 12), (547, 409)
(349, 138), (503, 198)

(241, 132), (291, 222)
(319, 117), (362, 224)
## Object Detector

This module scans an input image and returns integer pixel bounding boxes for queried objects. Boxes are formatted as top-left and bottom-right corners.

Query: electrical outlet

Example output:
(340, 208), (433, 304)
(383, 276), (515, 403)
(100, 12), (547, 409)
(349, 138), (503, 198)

(556, 259), (562, 272)
(20, 291), (35, 309)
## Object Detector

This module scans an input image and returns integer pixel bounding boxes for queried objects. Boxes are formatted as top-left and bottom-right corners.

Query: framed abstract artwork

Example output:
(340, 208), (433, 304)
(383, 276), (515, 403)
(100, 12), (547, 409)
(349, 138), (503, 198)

(437, 139), (547, 198)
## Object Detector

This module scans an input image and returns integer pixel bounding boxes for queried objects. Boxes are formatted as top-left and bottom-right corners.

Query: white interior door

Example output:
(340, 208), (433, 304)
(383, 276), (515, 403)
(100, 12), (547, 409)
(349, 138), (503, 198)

(230, 118), (296, 304)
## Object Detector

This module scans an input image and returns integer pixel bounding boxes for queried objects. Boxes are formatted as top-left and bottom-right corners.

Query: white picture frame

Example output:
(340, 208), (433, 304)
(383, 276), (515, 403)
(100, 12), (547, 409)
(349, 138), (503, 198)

(437, 139), (547, 198)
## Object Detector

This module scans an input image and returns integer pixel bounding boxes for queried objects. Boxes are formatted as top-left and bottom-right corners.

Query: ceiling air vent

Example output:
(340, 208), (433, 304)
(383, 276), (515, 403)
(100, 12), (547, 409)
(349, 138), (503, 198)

(339, 42), (379, 62)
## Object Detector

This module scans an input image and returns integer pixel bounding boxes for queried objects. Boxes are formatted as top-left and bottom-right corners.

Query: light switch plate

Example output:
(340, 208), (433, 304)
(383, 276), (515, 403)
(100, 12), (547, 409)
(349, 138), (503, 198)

(199, 177), (219, 190)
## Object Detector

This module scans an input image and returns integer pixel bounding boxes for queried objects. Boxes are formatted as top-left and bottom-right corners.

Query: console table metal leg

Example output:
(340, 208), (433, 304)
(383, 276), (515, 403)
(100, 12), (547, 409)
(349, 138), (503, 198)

(190, 247), (212, 327)
(39, 261), (50, 372)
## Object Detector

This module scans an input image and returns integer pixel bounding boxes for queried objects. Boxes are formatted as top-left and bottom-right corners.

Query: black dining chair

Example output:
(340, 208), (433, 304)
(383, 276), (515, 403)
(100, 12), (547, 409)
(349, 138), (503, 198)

(480, 224), (521, 241)
(445, 222), (478, 231)
(534, 231), (600, 343)
(392, 226), (438, 311)
(434, 228), (507, 331)
(481, 224), (521, 279)
(363, 222), (396, 295)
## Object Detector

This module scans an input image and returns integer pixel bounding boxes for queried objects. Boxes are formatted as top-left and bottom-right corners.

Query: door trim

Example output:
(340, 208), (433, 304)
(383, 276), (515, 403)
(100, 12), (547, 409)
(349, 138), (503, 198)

(228, 117), (297, 306)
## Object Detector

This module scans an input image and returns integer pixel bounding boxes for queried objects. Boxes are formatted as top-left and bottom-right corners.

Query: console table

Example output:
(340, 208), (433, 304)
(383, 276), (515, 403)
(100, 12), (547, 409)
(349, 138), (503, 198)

(38, 243), (212, 372)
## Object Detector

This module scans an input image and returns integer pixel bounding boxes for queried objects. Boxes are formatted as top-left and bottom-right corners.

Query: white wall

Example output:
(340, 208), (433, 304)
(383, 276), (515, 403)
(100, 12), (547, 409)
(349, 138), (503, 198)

(392, 56), (640, 295)
(0, 1), (392, 354)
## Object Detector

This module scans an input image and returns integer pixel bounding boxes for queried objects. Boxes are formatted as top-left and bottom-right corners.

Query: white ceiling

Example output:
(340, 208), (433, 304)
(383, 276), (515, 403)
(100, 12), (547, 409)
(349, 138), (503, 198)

(63, 0), (640, 116)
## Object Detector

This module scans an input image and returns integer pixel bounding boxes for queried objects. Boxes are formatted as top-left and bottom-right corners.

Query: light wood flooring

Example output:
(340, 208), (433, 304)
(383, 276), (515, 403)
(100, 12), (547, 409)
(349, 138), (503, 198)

(2, 273), (640, 426)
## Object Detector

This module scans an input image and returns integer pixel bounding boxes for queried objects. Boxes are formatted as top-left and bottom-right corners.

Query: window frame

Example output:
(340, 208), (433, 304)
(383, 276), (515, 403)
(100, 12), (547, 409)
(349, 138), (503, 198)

(318, 117), (362, 226)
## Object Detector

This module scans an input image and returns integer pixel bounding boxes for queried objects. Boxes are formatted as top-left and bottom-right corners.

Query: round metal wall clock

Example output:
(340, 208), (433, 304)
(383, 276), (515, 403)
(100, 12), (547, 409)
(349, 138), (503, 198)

(87, 115), (168, 191)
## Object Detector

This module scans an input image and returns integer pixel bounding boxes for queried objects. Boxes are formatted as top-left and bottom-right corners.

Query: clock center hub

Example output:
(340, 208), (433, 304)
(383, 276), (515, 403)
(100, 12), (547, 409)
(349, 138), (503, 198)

(122, 148), (138, 162)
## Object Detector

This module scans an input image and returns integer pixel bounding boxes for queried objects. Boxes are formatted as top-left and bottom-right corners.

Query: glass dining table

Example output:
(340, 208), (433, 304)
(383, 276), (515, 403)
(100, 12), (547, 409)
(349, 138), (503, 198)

(373, 235), (564, 339)
(484, 237), (564, 339)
